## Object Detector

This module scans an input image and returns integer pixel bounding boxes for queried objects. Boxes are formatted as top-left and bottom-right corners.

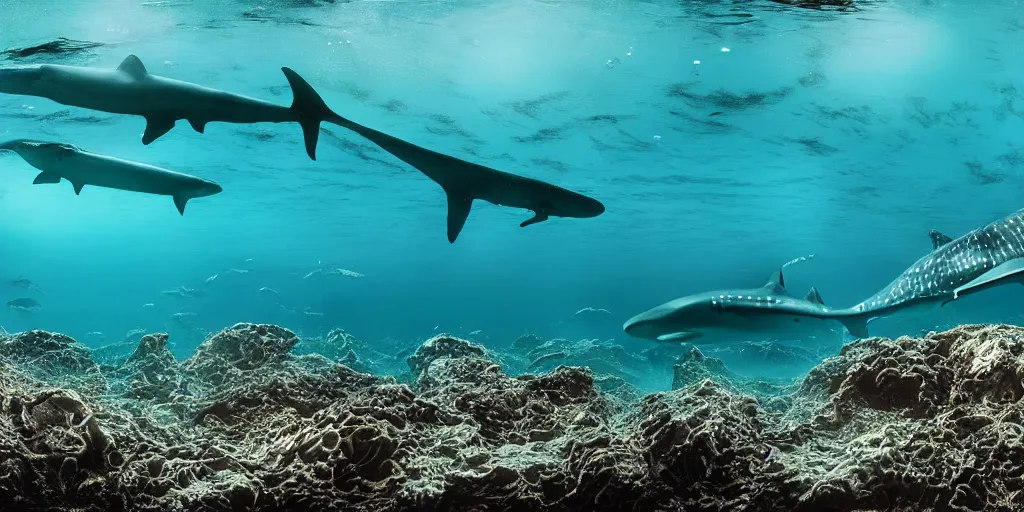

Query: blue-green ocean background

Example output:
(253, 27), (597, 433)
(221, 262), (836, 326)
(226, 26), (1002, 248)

(1, 0), (1022, 386)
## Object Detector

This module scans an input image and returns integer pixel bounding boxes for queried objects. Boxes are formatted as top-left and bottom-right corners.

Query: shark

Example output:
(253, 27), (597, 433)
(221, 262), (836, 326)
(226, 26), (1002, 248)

(0, 55), (605, 241)
(326, 109), (606, 243)
(0, 139), (222, 214)
(645, 210), (1024, 341)
(815, 209), (1024, 338)
(0, 55), (339, 160)
(622, 269), (844, 344)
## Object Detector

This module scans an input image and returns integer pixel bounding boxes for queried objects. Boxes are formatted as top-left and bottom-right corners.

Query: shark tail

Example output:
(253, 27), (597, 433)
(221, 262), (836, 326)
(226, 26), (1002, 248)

(281, 67), (348, 161)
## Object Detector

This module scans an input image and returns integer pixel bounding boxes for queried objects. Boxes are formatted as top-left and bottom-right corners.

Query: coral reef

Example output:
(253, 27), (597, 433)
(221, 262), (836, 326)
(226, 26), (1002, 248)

(1, 323), (1024, 510)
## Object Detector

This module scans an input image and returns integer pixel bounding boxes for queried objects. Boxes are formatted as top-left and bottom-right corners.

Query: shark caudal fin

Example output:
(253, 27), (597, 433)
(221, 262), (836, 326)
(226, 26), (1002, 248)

(281, 67), (345, 161)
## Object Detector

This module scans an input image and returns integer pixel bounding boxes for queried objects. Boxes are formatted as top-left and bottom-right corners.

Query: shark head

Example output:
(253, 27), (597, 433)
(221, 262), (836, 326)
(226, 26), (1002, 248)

(547, 191), (605, 219)
(0, 139), (79, 166)
(184, 177), (223, 199)
(623, 270), (837, 344)
(622, 294), (716, 342)
(0, 66), (43, 95)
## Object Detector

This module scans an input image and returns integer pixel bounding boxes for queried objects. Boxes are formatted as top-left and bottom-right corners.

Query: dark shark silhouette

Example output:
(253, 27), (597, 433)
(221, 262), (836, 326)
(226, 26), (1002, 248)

(0, 55), (335, 160)
(0, 55), (605, 241)
(323, 117), (604, 243)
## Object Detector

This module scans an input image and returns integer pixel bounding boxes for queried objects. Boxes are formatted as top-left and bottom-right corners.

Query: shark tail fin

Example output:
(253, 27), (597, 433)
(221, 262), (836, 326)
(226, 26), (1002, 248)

(281, 67), (346, 162)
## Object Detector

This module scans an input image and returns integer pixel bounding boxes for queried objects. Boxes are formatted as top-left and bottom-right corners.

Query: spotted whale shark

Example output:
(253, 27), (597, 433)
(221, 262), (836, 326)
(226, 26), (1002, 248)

(818, 209), (1024, 338)
(622, 269), (844, 344)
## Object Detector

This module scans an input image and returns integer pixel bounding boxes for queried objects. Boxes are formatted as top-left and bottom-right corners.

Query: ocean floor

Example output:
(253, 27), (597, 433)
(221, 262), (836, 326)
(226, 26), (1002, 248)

(0, 322), (1021, 510)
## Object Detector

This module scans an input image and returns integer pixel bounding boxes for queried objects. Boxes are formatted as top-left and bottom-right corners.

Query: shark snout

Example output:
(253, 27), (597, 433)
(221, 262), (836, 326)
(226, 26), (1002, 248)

(581, 197), (605, 218)
(622, 313), (659, 340)
(199, 181), (223, 198)
(186, 179), (223, 199)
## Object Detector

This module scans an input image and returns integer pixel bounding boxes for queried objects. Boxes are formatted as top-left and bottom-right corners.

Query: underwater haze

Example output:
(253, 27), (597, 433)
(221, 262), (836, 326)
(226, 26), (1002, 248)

(1, 0), (1023, 382)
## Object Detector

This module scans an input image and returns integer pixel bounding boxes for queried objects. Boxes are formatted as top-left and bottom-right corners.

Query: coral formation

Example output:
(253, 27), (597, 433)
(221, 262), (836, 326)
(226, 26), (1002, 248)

(1, 323), (1024, 510)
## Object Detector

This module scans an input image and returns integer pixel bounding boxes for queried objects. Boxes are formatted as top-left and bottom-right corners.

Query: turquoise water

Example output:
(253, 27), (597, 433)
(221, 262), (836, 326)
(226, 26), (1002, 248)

(1, 1), (1022, 374)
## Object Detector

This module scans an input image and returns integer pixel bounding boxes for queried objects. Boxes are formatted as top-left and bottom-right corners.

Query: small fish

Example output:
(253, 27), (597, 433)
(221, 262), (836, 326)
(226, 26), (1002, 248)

(302, 269), (323, 280)
(226, 268), (249, 275)
(0, 325), (8, 335)
(469, 329), (483, 336)
(244, 258), (253, 264)
(7, 297), (41, 309)
(7, 277), (44, 295)
(142, 303), (155, 308)
(179, 286), (205, 298)
(574, 307), (612, 316)
(170, 312), (198, 327)
(326, 268), (364, 278)
(125, 327), (147, 340)
(781, 253), (816, 269)
(86, 331), (104, 337)
(259, 286), (279, 295)
(303, 309), (323, 317)
(205, 273), (220, 284)
(709, 111), (723, 116)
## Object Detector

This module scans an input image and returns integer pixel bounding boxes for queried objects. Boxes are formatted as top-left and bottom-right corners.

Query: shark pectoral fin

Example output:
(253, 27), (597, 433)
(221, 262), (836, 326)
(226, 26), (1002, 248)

(142, 117), (176, 145)
(173, 195), (188, 215)
(657, 332), (700, 342)
(187, 119), (207, 134)
(951, 259), (1024, 300)
(117, 55), (148, 79)
(31, 172), (61, 185)
(445, 190), (473, 243)
(838, 315), (869, 338)
(520, 211), (549, 228)
(71, 182), (84, 195)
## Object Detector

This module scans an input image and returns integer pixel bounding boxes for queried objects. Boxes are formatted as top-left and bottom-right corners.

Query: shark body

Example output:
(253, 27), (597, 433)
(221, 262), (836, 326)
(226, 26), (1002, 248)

(623, 270), (843, 344)
(0, 55), (337, 160)
(331, 121), (605, 242)
(0, 139), (222, 214)
(822, 209), (1024, 337)
(0, 55), (604, 241)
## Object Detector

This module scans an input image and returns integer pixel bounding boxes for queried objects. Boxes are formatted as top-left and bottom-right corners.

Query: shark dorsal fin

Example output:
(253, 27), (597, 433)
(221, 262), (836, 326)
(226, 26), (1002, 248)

(117, 55), (148, 79)
(929, 229), (953, 250)
(764, 270), (785, 292)
(804, 287), (824, 305)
